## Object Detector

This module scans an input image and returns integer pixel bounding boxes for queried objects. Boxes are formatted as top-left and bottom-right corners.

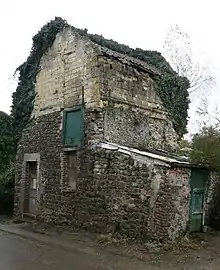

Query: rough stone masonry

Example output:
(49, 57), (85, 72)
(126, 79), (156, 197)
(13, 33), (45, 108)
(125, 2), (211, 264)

(14, 26), (191, 242)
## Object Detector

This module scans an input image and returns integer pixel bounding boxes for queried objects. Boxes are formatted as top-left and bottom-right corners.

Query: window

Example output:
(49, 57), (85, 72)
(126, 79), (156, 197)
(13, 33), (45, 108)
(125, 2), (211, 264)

(61, 151), (78, 191)
(67, 151), (77, 189)
(63, 106), (84, 147)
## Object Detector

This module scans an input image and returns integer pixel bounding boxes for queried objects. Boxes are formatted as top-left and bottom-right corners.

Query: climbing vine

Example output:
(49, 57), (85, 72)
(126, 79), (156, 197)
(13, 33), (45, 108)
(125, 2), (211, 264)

(11, 17), (67, 142)
(154, 75), (190, 136)
(12, 17), (189, 143)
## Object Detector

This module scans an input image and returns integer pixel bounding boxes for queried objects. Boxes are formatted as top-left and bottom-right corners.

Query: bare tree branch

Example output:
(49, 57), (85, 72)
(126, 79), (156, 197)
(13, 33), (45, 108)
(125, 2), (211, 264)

(162, 24), (216, 95)
(197, 97), (220, 128)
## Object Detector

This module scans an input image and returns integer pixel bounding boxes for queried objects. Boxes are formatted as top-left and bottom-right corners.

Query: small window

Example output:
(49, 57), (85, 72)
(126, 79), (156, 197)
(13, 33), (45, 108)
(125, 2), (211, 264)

(61, 151), (78, 191)
(63, 106), (84, 147)
(67, 151), (77, 189)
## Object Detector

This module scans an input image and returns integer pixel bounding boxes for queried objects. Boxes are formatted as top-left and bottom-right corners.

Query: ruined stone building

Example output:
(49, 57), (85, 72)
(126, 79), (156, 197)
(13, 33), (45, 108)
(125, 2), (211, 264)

(14, 19), (212, 242)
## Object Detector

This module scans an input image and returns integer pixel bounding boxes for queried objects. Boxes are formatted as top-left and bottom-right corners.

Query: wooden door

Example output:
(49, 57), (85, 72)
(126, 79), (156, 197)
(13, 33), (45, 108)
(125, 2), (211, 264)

(27, 162), (37, 215)
(189, 169), (209, 232)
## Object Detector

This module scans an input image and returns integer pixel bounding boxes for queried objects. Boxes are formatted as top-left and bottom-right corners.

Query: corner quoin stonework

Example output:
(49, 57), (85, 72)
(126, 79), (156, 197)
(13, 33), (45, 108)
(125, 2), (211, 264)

(15, 27), (185, 242)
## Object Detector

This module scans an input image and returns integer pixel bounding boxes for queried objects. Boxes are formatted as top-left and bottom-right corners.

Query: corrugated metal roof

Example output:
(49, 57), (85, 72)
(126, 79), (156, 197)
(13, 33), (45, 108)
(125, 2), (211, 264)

(98, 142), (190, 166)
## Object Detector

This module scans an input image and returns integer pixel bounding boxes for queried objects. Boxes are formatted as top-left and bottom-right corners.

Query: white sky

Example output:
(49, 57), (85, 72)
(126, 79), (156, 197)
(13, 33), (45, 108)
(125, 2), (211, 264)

(0, 0), (219, 135)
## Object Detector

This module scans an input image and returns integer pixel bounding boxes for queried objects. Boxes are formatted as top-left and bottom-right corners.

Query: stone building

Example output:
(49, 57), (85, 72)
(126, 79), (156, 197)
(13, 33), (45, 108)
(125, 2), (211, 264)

(14, 24), (211, 242)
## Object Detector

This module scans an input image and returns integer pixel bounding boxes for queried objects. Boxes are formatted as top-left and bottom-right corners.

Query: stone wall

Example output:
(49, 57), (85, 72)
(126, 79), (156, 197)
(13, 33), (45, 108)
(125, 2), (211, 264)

(33, 28), (102, 118)
(98, 56), (178, 152)
(31, 28), (178, 152)
(14, 28), (187, 242)
(14, 109), (103, 222)
(92, 149), (190, 241)
(205, 172), (220, 229)
(14, 111), (190, 242)
(103, 105), (176, 152)
(14, 112), (62, 218)
(159, 168), (190, 241)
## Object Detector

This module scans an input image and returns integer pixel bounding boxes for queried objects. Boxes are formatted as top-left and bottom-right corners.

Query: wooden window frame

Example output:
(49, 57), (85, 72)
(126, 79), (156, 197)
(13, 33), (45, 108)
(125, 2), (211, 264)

(60, 150), (78, 192)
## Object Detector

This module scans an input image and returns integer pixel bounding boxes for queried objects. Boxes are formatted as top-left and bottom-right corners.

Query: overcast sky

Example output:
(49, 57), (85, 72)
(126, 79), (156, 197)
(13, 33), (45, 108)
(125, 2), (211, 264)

(0, 0), (219, 134)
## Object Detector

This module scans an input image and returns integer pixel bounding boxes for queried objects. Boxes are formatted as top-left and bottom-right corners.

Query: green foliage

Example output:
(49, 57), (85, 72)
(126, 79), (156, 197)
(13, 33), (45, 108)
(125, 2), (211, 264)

(0, 112), (14, 172)
(190, 126), (220, 171)
(11, 17), (67, 143)
(88, 34), (174, 73)
(176, 138), (192, 156)
(12, 17), (189, 143)
(0, 111), (15, 205)
(0, 163), (14, 214)
(179, 139), (191, 149)
(155, 75), (190, 136)
(191, 126), (220, 229)
(0, 164), (15, 192)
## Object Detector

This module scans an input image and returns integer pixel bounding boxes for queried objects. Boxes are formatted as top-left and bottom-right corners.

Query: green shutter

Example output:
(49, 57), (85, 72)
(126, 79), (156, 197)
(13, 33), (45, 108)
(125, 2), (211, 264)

(63, 106), (84, 147)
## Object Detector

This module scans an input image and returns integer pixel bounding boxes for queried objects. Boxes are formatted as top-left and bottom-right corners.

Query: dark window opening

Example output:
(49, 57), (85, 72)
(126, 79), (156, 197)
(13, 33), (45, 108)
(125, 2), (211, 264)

(67, 151), (77, 190)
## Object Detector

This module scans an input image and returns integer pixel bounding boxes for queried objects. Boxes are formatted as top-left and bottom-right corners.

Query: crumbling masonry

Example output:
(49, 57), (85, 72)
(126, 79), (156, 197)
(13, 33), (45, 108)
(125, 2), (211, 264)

(14, 26), (211, 242)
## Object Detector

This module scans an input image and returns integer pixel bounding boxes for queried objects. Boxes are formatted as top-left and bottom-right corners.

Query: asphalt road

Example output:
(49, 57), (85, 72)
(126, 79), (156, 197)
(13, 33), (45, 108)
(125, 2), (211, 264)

(1, 229), (220, 270)
(0, 231), (150, 270)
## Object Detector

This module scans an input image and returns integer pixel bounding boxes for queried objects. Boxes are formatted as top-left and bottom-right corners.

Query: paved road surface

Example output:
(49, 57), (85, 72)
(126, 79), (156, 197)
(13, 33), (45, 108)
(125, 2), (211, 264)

(0, 231), (150, 270)
(1, 229), (220, 270)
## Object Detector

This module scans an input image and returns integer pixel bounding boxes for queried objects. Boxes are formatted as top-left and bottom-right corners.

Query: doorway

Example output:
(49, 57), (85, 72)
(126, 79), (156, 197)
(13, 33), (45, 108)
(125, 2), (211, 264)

(24, 161), (38, 215)
(189, 169), (209, 232)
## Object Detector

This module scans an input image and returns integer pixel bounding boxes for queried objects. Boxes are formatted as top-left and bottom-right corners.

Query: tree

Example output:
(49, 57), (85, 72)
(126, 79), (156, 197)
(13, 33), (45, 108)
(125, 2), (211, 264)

(0, 112), (15, 188)
(177, 138), (192, 156)
(190, 126), (220, 170)
(0, 112), (15, 214)
(163, 24), (215, 94)
(0, 112), (14, 171)
(190, 125), (220, 229)
(197, 96), (220, 129)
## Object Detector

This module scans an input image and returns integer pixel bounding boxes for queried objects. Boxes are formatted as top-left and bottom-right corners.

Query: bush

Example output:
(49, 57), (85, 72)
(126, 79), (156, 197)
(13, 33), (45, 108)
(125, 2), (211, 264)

(190, 126), (220, 171)
(0, 112), (15, 214)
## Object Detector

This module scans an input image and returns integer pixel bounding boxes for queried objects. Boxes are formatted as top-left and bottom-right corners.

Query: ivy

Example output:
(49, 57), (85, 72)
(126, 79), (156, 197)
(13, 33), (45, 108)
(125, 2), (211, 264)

(11, 17), (67, 143)
(154, 75), (190, 136)
(88, 35), (174, 74)
(12, 17), (189, 144)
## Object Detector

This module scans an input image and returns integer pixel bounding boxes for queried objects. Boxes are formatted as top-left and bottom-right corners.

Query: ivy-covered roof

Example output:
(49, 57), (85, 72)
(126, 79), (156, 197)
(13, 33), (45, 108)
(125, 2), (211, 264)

(11, 17), (190, 144)
(98, 46), (161, 76)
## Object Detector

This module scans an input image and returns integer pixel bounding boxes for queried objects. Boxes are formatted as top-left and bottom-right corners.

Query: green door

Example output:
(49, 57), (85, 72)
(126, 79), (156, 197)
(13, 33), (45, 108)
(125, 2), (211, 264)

(189, 169), (209, 232)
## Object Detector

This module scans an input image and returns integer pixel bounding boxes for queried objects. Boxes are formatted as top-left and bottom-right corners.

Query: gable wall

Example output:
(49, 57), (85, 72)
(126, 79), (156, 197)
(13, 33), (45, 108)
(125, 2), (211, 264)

(29, 27), (179, 152)
(33, 28), (101, 118)
(97, 56), (179, 152)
